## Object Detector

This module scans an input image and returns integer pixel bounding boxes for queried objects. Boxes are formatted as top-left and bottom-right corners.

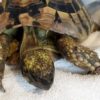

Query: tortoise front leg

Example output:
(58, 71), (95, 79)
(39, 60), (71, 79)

(0, 34), (9, 92)
(57, 36), (100, 74)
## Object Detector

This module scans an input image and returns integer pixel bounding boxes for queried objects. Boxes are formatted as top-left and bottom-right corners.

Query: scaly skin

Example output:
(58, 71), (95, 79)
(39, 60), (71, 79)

(57, 36), (100, 74)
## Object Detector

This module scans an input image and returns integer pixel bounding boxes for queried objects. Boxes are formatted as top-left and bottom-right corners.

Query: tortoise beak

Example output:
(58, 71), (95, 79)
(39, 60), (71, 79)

(28, 68), (54, 90)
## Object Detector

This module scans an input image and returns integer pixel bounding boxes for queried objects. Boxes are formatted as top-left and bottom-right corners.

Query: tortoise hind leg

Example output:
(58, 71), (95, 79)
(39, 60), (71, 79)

(57, 36), (100, 74)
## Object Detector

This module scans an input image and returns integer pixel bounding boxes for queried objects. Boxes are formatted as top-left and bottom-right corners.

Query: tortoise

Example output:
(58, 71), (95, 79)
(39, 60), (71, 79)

(0, 0), (100, 92)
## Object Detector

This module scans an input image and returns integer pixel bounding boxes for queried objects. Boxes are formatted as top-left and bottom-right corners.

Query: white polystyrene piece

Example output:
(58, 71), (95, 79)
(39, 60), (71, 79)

(81, 31), (100, 50)
(54, 59), (87, 74)
(82, 0), (98, 5)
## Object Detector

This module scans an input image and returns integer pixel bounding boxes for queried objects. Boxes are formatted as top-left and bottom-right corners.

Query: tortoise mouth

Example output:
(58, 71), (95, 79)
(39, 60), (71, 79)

(28, 69), (54, 90)
(93, 67), (100, 75)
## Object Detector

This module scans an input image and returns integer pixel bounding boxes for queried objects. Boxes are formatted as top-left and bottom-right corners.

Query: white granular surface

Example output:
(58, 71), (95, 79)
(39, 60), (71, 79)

(0, 31), (100, 100)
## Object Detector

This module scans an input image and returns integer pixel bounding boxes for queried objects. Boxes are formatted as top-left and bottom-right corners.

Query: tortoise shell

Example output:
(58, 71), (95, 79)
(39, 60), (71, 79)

(0, 0), (95, 41)
(35, 0), (94, 41)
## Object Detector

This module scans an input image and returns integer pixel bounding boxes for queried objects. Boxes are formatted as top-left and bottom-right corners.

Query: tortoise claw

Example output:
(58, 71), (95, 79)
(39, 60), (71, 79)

(0, 84), (5, 93)
(92, 67), (100, 75)
(0, 61), (5, 92)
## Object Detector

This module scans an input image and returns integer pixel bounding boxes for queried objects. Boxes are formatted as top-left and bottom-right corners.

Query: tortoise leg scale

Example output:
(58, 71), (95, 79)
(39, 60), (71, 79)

(57, 36), (100, 74)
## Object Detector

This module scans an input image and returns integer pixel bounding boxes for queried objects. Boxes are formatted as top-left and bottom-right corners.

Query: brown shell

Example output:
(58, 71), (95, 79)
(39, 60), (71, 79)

(11, 0), (40, 7)
(35, 5), (93, 42)
(22, 48), (55, 90)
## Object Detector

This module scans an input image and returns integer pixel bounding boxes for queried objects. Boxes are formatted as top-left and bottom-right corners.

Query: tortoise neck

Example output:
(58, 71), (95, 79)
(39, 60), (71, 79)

(20, 26), (37, 57)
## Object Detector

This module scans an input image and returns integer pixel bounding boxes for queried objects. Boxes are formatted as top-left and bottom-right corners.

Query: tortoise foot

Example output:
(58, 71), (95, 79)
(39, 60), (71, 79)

(57, 36), (100, 73)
